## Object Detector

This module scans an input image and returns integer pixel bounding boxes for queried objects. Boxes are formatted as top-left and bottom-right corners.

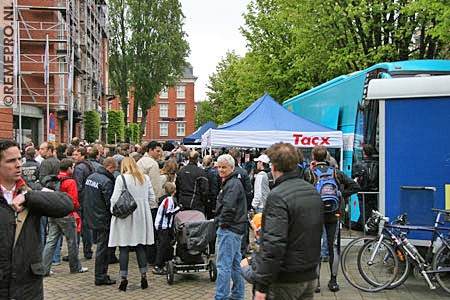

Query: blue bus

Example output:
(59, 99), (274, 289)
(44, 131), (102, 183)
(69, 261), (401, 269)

(283, 60), (450, 176)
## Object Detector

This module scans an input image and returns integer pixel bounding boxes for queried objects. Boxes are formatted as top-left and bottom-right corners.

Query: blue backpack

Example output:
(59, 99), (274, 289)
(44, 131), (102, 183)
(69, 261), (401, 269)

(313, 168), (341, 213)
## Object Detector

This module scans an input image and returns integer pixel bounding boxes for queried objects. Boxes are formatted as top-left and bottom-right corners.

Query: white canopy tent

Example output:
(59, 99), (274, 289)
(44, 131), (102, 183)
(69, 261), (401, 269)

(201, 94), (343, 149)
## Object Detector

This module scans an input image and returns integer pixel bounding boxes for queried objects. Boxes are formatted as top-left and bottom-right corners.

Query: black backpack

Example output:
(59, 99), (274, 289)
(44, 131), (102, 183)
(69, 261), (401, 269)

(41, 175), (71, 192)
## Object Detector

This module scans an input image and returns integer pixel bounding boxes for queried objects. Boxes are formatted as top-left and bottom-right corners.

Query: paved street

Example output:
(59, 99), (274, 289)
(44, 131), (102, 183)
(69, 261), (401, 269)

(43, 244), (450, 300)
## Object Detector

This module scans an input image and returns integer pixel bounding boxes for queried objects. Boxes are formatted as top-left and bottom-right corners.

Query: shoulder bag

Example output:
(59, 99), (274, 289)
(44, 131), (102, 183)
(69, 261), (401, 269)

(112, 175), (138, 218)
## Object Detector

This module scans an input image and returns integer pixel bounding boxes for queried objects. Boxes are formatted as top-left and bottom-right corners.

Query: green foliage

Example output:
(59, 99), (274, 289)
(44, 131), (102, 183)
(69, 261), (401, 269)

(125, 123), (140, 143)
(127, 0), (190, 135)
(195, 101), (217, 128)
(108, 0), (131, 124)
(107, 110), (125, 144)
(108, 0), (190, 132)
(206, 0), (450, 125)
(83, 111), (100, 143)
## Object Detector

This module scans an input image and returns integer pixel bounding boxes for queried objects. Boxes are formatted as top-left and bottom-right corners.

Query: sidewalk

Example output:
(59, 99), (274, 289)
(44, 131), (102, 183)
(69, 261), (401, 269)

(43, 245), (449, 299)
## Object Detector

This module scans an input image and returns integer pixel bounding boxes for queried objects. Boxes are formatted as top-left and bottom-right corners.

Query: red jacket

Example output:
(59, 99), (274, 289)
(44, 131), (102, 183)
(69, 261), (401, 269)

(58, 171), (80, 214)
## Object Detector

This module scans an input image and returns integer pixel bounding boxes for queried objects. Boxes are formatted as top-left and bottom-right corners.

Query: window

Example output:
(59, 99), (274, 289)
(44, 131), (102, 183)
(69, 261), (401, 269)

(159, 103), (168, 117)
(137, 107), (142, 118)
(176, 85), (185, 99)
(160, 87), (168, 99)
(159, 122), (168, 136)
(143, 124), (147, 136)
(176, 122), (185, 136)
(176, 103), (185, 117)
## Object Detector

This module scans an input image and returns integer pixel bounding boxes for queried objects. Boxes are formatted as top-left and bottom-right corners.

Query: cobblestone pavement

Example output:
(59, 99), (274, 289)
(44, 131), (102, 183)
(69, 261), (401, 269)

(43, 245), (449, 300)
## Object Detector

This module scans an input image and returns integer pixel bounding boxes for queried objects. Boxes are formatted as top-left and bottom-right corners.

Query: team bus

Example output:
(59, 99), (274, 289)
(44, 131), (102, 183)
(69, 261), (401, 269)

(283, 60), (450, 176)
(283, 60), (450, 227)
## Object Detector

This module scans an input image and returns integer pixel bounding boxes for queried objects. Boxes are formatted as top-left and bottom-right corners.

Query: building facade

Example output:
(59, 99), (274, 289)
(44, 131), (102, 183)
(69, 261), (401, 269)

(0, 0), (109, 147)
(110, 66), (197, 143)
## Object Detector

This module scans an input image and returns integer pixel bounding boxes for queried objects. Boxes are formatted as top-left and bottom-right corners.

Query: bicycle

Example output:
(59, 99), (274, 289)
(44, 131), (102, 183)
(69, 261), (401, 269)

(341, 208), (450, 293)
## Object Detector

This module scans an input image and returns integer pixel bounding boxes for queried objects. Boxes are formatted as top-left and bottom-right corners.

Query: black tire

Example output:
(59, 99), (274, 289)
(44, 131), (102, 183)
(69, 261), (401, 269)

(209, 260), (217, 282)
(357, 239), (404, 290)
(341, 237), (398, 292)
(386, 249), (411, 289)
(432, 245), (450, 294)
(166, 261), (175, 285)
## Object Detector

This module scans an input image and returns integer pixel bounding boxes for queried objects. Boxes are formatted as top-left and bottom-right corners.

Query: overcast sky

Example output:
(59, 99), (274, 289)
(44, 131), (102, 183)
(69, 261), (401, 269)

(180, 0), (250, 102)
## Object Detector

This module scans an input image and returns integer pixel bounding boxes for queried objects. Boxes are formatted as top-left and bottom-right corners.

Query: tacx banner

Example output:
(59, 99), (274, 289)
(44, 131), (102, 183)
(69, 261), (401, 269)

(202, 129), (343, 148)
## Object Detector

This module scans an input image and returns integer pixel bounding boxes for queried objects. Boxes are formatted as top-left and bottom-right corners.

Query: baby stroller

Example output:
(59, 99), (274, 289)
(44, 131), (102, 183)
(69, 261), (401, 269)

(166, 210), (217, 284)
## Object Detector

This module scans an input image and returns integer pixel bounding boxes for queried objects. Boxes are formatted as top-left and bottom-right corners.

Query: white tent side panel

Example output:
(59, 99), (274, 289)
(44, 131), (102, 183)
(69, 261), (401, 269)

(202, 129), (343, 148)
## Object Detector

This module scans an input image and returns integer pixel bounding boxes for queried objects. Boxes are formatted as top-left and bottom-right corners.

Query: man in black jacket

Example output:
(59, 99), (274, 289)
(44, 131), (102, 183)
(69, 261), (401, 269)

(243, 142), (323, 300)
(83, 157), (118, 286)
(214, 154), (247, 300)
(0, 139), (73, 300)
(175, 150), (208, 212)
(72, 147), (94, 259)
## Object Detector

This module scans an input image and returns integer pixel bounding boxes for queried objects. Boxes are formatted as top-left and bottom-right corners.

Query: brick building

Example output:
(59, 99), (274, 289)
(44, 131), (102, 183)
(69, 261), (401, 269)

(0, 0), (109, 147)
(110, 66), (197, 143)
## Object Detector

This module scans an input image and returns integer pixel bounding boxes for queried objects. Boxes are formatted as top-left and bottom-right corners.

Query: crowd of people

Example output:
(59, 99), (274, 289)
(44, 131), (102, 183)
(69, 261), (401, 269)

(1, 136), (369, 299)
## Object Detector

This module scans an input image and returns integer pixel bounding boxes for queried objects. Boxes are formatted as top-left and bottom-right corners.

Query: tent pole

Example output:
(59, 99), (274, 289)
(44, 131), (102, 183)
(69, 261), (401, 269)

(340, 147), (344, 171)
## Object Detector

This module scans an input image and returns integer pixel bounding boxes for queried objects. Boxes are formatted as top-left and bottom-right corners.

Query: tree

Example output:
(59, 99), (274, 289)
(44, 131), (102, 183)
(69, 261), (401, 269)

(83, 111), (100, 143)
(127, 0), (190, 135)
(208, 0), (450, 122)
(108, 0), (131, 124)
(107, 110), (125, 144)
(195, 100), (217, 128)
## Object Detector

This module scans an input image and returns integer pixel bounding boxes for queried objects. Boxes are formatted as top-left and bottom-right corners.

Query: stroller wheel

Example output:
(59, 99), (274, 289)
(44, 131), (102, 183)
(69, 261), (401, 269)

(166, 261), (175, 285)
(209, 260), (217, 282)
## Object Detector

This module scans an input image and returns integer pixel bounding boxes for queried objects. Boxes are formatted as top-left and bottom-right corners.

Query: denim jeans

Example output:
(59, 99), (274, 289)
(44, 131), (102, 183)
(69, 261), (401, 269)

(40, 216), (47, 252)
(119, 245), (148, 277)
(42, 216), (82, 274)
(215, 228), (245, 300)
(53, 235), (62, 263)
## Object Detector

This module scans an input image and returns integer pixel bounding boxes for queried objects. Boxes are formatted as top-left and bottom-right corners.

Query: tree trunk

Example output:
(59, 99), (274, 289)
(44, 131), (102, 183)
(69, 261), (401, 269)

(140, 109), (148, 138)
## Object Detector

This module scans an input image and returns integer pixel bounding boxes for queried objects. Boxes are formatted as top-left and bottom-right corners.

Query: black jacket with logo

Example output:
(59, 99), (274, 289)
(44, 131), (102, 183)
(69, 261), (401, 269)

(83, 166), (116, 230)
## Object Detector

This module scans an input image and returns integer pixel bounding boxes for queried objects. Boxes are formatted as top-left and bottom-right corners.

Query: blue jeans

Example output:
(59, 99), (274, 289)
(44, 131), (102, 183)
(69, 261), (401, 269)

(53, 235), (62, 263)
(215, 228), (245, 300)
(42, 216), (82, 274)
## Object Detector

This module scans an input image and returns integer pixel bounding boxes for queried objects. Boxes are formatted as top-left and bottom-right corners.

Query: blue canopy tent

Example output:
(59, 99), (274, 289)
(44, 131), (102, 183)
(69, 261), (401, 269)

(182, 121), (216, 144)
(201, 93), (343, 149)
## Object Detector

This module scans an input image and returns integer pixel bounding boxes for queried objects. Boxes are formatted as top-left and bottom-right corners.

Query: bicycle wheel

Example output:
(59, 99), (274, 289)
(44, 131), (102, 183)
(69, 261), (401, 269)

(358, 239), (407, 289)
(432, 245), (450, 294)
(387, 248), (411, 289)
(341, 236), (397, 292)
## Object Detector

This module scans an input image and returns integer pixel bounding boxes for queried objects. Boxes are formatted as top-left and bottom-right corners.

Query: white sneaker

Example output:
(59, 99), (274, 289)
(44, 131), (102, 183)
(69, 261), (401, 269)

(76, 267), (89, 273)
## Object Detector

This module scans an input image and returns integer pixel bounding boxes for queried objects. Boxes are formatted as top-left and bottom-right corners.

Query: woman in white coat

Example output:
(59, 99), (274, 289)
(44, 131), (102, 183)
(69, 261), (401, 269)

(109, 157), (155, 291)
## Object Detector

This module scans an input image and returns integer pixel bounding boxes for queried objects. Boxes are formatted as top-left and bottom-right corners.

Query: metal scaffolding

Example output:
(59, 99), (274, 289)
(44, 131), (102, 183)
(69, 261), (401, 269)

(14, 0), (108, 142)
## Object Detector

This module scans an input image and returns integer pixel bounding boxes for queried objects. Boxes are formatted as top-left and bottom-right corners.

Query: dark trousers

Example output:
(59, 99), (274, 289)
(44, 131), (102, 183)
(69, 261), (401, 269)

(324, 221), (340, 277)
(79, 207), (93, 258)
(267, 279), (315, 300)
(94, 229), (110, 281)
(155, 229), (173, 268)
(146, 208), (158, 264)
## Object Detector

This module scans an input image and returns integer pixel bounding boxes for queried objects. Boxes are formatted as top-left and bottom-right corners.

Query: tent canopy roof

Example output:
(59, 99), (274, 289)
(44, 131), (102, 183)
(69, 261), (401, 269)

(202, 94), (343, 148)
(219, 93), (336, 132)
(183, 121), (216, 144)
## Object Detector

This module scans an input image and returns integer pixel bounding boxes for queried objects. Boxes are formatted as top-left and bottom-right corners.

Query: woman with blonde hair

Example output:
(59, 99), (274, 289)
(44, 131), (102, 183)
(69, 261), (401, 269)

(159, 157), (178, 188)
(109, 157), (155, 291)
